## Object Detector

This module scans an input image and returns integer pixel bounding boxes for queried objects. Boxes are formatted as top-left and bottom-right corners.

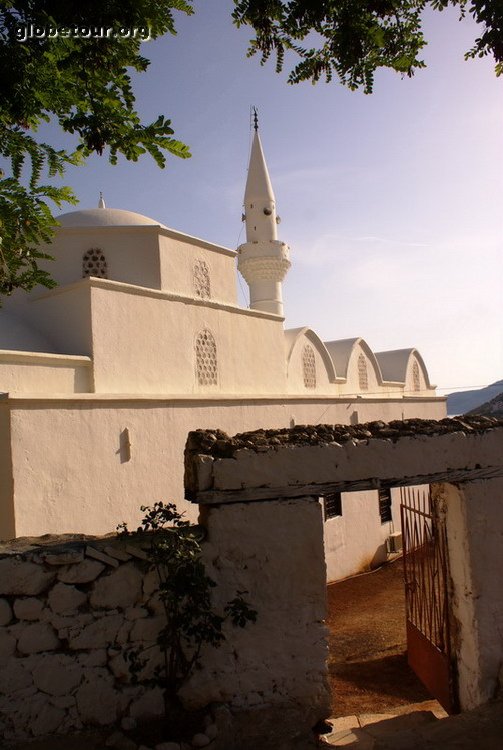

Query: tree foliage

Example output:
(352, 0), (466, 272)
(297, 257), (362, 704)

(0, 1), (192, 299)
(233, 1), (503, 91)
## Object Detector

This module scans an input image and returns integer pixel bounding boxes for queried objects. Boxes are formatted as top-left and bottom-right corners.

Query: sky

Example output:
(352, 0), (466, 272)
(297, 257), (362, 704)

(38, 2), (502, 395)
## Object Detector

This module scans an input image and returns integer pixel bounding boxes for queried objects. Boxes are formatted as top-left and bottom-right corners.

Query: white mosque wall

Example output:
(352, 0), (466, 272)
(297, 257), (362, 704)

(285, 328), (338, 394)
(40, 228), (162, 290)
(28, 283), (93, 357)
(158, 233), (238, 304)
(88, 282), (287, 395)
(3, 395), (446, 550)
(338, 340), (383, 396)
(0, 351), (91, 394)
(405, 352), (430, 394)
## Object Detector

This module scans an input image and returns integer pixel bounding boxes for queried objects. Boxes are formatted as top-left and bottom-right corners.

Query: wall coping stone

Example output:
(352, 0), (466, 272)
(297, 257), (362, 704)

(184, 417), (503, 503)
(0, 533), (150, 559)
(185, 416), (503, 460)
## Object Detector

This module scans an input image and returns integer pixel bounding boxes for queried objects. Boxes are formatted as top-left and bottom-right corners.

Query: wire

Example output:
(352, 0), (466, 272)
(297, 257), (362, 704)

(435, 384), (501, 392)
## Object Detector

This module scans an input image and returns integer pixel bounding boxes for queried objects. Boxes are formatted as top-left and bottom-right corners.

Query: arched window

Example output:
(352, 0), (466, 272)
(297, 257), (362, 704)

(358, 354), (368, 391)
(82, 248), (108, 279)
(302, 344), (316, 388)
(195, 329), (218, 386)
(193, 259), (211, 299)
(412, 361), (421, 392)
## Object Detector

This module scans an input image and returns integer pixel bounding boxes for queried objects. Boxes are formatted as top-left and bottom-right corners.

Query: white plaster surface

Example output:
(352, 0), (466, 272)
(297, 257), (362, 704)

(2, 397), (445, 547)
(439, 479), (503, 711)
(182, 498), (330, 722)
(323, 488), (401, 582)
(208, 430), (503, 493)
(0, 351), (91, 394)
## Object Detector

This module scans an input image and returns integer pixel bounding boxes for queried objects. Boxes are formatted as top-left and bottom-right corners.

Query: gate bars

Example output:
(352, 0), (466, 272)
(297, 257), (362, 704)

(400, 485), (458, 713)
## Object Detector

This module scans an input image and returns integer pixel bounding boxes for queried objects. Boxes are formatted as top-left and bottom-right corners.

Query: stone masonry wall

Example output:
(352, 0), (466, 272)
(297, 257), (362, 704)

(0, 535), (168, 742)
(0, 514), (330, 748)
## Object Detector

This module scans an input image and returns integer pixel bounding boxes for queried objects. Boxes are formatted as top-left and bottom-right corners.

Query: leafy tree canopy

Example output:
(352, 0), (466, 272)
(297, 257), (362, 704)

(1, 0), (501, 301)
(234, 1), (503, 91)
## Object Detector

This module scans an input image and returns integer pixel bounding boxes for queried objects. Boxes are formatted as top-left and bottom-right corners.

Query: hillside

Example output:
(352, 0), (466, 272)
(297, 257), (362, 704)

(446, 380), (503, 416)
(466, 391), (503, 418)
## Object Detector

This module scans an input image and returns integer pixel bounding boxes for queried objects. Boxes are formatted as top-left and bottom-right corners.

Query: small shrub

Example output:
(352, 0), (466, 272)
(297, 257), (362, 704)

(118, 502), (257, 715)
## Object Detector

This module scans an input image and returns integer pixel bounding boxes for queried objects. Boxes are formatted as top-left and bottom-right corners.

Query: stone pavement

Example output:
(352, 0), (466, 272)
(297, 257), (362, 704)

(320, 699), (503, 749)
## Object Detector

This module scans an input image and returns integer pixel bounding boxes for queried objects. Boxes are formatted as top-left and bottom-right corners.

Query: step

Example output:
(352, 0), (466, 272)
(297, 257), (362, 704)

(321, 707), (440, 747)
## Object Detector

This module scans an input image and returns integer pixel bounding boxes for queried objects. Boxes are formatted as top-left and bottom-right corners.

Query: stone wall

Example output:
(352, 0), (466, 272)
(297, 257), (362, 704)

(0, 535), (169, 742)
(0, 515), (330, 748)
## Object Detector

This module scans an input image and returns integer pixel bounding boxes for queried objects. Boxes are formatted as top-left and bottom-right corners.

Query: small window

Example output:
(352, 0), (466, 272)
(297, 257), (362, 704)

(302, 344), (316, 388)
(378, 489), (392, 524)
(195, 329), (218, 386)
(323, 493), (342, 519)
(412, 361), (421, 392)
(358, 354), (368, 391)
(82, 248), (108, 279)
(193, 259), (211, 299)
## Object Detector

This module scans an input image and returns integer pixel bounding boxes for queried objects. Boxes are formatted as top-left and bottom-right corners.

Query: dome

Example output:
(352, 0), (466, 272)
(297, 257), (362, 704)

(57, 208), (166, 229)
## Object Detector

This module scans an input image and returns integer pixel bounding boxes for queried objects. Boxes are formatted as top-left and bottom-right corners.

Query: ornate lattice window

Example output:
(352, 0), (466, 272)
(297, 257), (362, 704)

(412, 361), (421, 392)
(82, 248), (108, 279)
(195, 329), (218, 386)
(358, 354), (368, 391)
(302, 344), (316, 388)
(193, 259), (211, 299)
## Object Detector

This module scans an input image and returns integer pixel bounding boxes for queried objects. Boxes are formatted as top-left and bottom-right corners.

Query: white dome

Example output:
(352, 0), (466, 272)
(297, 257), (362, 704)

(57, 208), (166, 228)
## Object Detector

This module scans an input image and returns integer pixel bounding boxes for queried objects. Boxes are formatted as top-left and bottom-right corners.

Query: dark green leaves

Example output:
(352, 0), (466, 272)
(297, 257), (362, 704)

(0, 1), (194, 300)
(232, 0), (503, 92)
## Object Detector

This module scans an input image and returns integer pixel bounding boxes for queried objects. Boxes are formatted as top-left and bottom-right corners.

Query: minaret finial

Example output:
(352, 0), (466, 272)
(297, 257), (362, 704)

(252, 106), (259, 132)
(98, 192), (106, 209)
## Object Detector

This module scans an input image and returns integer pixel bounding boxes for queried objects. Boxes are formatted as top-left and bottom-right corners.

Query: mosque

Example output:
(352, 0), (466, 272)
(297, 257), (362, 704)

(0, 124), (445, 580)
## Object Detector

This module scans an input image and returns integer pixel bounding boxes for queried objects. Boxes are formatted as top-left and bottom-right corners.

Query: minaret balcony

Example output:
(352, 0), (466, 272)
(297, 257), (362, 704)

(237, 240), (291, 284)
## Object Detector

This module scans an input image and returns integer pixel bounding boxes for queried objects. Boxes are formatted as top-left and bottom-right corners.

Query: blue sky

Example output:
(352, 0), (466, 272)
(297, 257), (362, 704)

(39, 2), (502, 393)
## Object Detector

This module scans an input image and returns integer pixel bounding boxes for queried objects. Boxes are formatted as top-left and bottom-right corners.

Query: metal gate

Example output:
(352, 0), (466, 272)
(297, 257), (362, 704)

(400, 486), (458, 714)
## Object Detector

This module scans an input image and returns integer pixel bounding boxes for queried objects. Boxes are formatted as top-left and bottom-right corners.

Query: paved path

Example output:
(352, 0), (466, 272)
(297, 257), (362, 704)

(320, 699), (503, 749)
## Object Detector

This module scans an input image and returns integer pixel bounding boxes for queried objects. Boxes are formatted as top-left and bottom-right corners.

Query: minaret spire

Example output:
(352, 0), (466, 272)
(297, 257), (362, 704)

(98, 192), (106, 209)
(237, 117), (291, 317)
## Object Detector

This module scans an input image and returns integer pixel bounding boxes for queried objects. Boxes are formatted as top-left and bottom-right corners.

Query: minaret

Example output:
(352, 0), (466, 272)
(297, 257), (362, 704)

(98, 192), (106, 209)
(237, 111), (290, 316)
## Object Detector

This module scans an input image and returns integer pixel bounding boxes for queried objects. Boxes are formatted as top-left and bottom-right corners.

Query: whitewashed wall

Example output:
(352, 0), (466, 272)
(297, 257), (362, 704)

(0, 397), (446, 544)
(323, 488), (402, 582)
(0, 352), (91, 394)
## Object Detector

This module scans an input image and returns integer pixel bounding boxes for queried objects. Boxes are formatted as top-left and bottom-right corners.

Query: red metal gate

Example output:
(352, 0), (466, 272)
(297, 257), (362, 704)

(400, 486), (458, 714)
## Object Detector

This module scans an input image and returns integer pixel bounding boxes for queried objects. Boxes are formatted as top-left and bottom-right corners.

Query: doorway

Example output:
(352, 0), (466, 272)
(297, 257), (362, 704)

(326, 555), (437, 717)
(325, 483), (458, 718)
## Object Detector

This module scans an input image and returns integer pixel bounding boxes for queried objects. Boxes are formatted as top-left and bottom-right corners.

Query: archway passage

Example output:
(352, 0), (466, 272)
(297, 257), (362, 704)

(326, 557), (435, 717)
